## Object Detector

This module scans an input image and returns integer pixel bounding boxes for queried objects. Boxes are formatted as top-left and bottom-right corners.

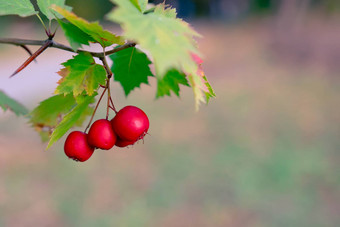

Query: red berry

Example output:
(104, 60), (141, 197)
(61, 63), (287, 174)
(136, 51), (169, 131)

(64, 131), (94, 162)
(88, 119), (116, 150)
(115, 137), (136, 148)
(111, 106), (149, 142)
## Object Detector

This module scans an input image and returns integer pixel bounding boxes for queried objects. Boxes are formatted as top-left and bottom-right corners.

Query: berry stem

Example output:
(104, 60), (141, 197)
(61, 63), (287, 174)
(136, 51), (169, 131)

(84, 87), (107, 133)
(109, 105), (116, 111)
(100, 47), (118, 116)
(109, 96), (118, 114)
(106, 79), (110, 120)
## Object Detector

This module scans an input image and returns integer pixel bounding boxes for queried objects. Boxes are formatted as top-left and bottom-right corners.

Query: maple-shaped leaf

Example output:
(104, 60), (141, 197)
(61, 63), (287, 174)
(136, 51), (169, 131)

(46, 94), (95, 149)
(0, 90), (28, 116)
(107, 1), (201, 78)
(37, 0), (71, 20)
(57, 19), (94, 51)
(110, 47), (153, 96)
(29, 94), (77, 141)
(51, 5), (124, 47)
(55, 52), (107, 97)
(0, 0), (37, 17)
(156, 69), (189, 97)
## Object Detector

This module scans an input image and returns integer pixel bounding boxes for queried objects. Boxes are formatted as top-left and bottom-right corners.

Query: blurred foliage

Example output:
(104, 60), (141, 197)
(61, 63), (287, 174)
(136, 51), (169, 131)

(66, 0), (114, 21)
(0, 0), (339, 29)
(250, 0), (274, 14)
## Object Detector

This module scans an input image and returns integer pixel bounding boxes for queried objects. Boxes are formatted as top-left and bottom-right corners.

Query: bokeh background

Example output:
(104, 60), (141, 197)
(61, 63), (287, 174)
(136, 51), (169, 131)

(0, 0), (339, 226)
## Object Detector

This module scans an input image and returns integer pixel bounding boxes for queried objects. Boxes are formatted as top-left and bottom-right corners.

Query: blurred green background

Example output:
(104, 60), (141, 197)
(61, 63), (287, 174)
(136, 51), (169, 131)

(0, 0), (339, 226)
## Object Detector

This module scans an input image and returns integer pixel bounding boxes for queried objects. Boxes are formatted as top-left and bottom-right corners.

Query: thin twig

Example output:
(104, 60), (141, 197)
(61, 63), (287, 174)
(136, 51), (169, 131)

(99, 49), (113, 78)
(101, 47), (112, 120)
(0, 37), (136, 58)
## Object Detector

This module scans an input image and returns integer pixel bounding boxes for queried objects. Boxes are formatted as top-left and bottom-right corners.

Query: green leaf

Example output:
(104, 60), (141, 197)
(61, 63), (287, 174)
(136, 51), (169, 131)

(108, 1), (200, 78)
(75, 105), (93, 126)
(110, 47), (153, 96)
(187, 66), (216, 110)
(108, 1), (216, 109)
(37, 0), (71, 20)
(57, 19), (94, 51)
(55, 52), (107, 97)
(188, 74), (205, 110)
(138, 0), (148, 12)
(130, 0), (148, 12)
(0, 90), (28, 116)
(156, 69), (189, 97)
(0, 0), (37, 17)
(29, 94), (77, 141)
(202, 75), (216, 103)
(154, 2), (176, 18)
(30, 94), (76, 127)
(46, 94), (95, 149)
(190, 59), (216, 109)
(52, 5), (124, 47)
(129, 0), (142, 11)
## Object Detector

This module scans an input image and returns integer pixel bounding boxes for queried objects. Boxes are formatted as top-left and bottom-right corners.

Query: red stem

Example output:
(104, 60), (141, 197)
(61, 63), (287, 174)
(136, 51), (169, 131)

(84, 87), (107, 133)
(106, 79), (110, 120)
(109, 96), (118, 114)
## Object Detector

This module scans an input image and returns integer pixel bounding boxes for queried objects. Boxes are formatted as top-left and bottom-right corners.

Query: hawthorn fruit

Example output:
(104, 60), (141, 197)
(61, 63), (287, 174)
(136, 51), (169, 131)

(115, 137), (136, 148)
(88, 119), (117, 150)
(111, 105), (149, 142)
(64, 131), (94, 162)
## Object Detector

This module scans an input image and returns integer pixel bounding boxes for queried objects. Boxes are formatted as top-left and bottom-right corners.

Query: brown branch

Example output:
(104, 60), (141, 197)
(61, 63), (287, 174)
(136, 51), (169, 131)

(99, 55), (112, 78)
(0, 38), (45, 46)
(0, 37), (136, 58)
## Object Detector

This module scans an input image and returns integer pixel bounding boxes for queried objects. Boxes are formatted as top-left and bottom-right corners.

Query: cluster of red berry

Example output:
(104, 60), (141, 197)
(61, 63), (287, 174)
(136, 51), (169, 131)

(64, 106), (149, 162)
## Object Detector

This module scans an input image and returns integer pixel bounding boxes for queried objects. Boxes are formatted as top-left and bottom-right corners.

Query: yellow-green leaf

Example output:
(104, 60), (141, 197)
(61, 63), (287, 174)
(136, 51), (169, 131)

(46, 94), (95, 149)
(108, 1), (201, 78)
(52, 5), (123, 47)
(55, 52), (107, 97)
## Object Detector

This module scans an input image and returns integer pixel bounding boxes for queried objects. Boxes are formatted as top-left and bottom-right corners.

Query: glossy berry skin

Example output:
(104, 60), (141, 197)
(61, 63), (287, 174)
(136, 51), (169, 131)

(88, 119), (116, 150)
(64, 131), (94, 162)
(115, 137), (136, 148)
(111, 106), (149, 142)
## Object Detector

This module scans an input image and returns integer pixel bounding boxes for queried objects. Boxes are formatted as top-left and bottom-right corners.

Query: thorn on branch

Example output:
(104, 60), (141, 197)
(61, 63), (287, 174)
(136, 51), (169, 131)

(19, 45), (37, 63)
(10, 39), (53, 78)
